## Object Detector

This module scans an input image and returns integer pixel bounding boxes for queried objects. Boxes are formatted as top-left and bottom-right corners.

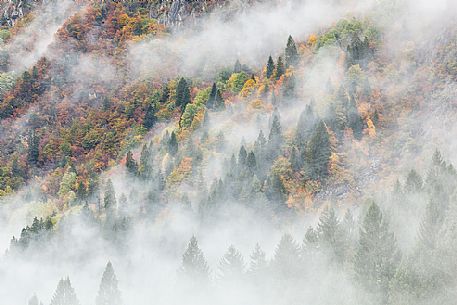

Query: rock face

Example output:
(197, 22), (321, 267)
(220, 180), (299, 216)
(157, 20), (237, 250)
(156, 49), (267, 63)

(0, 0), (42, 27)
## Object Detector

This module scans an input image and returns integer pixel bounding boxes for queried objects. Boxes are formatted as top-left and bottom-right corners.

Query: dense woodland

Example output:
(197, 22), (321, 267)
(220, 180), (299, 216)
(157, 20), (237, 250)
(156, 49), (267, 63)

(0, 0), (456, 304)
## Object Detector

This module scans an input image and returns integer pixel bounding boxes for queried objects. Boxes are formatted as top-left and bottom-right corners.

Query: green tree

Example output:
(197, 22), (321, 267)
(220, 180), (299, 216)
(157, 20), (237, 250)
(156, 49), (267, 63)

(285, 35), (299, 67)
(266, 56), (275, 78)
(27, 129), (40, 165)
(354, 202), (401, 301)
(143, 102), (156, 129)
(271, 233), (301, 280)
(104, 179), (116, 210)
(317, 207), (346, 262)
(405, 169), (423, 193)
(219, 245), (245, 281)
(180, 236), (210, 283)
(268, 115), (282, 160)
(126, 151), (138, 176)
(275, 56), (285, 79)
(168, 131), (178, 156)
(305, 121), (331, 180)
(96, 261), (122, 305)
(176, 77), (191, 110)
(138, 144), (153, 179)
(248, 243), (267, 276)
(50, 277), (80, 305)
(207, 83), (225, 111)
(246, 151), (257, 173)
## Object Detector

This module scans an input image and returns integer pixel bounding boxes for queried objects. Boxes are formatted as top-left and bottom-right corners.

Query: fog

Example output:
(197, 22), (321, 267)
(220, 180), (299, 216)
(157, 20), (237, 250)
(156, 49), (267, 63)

(1, 0), (457, 304)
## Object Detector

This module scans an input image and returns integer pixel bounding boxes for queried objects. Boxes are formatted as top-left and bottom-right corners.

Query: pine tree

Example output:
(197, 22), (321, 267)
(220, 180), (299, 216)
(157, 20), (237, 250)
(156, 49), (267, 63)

(246, 151), (257, 173)
(160, 84), (170, 104)
(125, 151), (138, 175)
(143, 102), (156, 129)
(271, 233), (301, 279)
(176, 77), (191, 110)
(207, 83), (217, 110)
(248, 243), (267, 276)
(219, 245), (245, 281)
(405, 169), (423, 193)
(305, 121), (331, 180)
(28, 294), (41, 305)
(275, 56), (285, 79)
(104, 179), (116, 210)
(180, 236), (210, 283)
(27, 129), (40, 165)
(285, 35), (299, 67)
(50, 277), (80, 305)
(238, 145), (247, 167)
(265, 173), (287, 206)
(266, 55), (275, 78)
(418, 199), (446, 250)
(317, 207), (345, 262)
(96, 262), (122, 305)
(138, 144), (153, 179)
(354, 202), (401, 300)
(234, 59), (242, 73)
(168, 131), (178, 156)
(268, 115), (282, 160)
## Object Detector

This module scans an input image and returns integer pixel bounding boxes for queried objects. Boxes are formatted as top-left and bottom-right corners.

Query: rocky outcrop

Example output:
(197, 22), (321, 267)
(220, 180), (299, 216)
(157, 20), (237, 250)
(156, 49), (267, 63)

(0, 0), (43, 27)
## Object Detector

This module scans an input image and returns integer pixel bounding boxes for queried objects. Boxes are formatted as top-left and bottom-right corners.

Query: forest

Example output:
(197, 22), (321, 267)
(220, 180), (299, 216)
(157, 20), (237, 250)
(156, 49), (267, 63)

(0, 0), (456, 304)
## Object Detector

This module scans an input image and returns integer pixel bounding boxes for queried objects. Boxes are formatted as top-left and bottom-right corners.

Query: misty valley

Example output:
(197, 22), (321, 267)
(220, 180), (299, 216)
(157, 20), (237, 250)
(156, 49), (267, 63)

(0, 0), (456, 305)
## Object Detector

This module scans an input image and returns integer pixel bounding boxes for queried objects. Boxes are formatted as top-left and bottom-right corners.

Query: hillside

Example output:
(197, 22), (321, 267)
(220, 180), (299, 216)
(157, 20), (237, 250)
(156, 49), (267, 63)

(0, 0), (457, 305)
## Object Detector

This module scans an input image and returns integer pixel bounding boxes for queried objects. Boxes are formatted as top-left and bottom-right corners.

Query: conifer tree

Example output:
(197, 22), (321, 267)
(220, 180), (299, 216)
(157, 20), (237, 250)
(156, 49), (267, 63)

(248, 243), (267, 276)
(238, 145), (247, 167)
(180, 236), (210, 283)
(219, 245), (245, 281)
(271, 233), (301, 279)
(405, 169), (423, 193)
(285, 35), (299, 67)
(28, 294), (42, 305)
(125, 151), (138, 176)
(234, 59), (242, 73)
(265, 173), (287, 206)
(160, 84), (170, 104)
(246, 151), (257, 173)
(305, 121), (331, 180)
(268, 115), (282, 160)
(317, 207), (346, 262)
(104, 179), (116, 210)
(275, 56), (285, 79)
(143, 102), (156, 129)
(207, 83), (225, 111)
(168, 131), (178, 156)
(354, 202), (401, 300)
(27, 129), (40, 165)
(138, 144), (153, 179)
(50, 277), (80, 305)
(266, 56), (275, 78)
(176, 77), (191, 110)
(96, 261), (122, 305)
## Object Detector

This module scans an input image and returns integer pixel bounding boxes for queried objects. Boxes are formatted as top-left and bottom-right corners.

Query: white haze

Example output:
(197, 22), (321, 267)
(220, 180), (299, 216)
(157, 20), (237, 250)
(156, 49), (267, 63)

(1, 0), (457, 304)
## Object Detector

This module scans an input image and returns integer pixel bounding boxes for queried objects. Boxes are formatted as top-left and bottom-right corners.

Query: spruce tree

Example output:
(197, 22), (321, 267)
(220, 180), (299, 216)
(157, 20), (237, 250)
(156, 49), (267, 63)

(266, 55), (275, 78)
(27, 129), (40, 165)
(268, 115), (282, 160)
(50, 277), (80, 305)
(180, 236), (210, 283)
(138, 144), (153, 179)
(160, 84), (170, 104)
(28, 294), (41, 305)
(275, 56), (285, 79)
(271, 233), (301, 279)
(176, 77), (191, 110)
(143, 102), (156, 129)
(285, 35), (299, 67)
(354, 202), (401, 300)
(168, 131), (178, 156)
(405, 169), (423, 193)
(265, 173), (287, 206)
(103, 179), (116, 210)
(248, 243), (267, 276)
(125, 151), (138, 176)
(238, 145), (247, 167)
(317, 207), (345, 262)
(234, 59), (242, 73)
(207, 83), (217, 110)
(246, 151), (257, 173)
(305, 121), (331, 180)
(218, 245), (245, 281)
(96, 262), (122, 305)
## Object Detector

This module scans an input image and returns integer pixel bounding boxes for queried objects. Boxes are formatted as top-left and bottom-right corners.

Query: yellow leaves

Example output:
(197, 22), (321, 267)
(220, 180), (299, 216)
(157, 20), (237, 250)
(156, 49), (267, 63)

(366, 118), (376, 138)
(167, 157), (193, 186)
(307, 33), (318, 45)
(239, 78), (256, 97)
